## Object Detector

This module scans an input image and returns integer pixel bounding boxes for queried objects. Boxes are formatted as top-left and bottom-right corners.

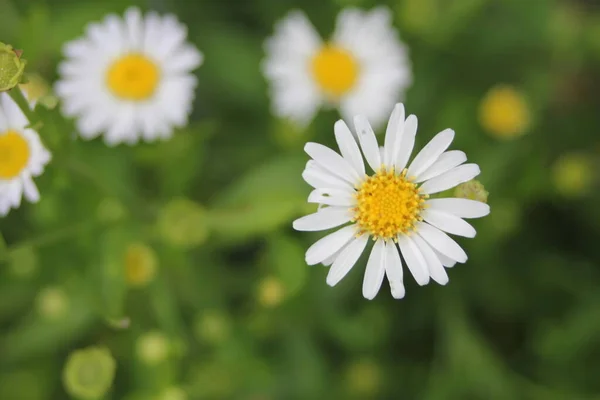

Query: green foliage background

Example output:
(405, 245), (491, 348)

(1, 0), (600, 398)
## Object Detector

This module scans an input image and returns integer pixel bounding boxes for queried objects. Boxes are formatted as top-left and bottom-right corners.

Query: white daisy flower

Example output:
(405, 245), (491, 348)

(293, 103), (490, 300)
(55, 7), (203, 146)
(262, 7), (411, 129)
(0, 92), (51, 216)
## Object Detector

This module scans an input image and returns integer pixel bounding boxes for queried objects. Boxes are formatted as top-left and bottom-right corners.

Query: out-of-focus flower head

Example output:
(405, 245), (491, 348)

(479, 85), (530, 139)
(124, 242), (158, 287)
(262, 7), (412, 130)
(55, 7), (203, 146)
(552, 153), (594, 198)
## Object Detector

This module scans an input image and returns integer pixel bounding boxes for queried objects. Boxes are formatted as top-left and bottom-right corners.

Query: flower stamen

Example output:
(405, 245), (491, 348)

(353, 167), (426, 240)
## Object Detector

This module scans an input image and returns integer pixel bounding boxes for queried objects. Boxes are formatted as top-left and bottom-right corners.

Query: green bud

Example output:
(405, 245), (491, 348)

(552, 153), (594, 198)
(136, 331), (170, 365)
(157, 198), (209, 249)
(0, 42), (27, 92)
(194, 310), (231, 345)
(8, 245), (38, 279)
(454, 180), (489, 203)
(36, 287), (69, 320)
(63, 346), (116, 400)
(96, 198), (128, 224)
(158, 386), (188, 400)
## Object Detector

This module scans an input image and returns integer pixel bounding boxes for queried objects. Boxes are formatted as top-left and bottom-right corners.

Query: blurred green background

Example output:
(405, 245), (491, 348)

(1, 0), (600, 398)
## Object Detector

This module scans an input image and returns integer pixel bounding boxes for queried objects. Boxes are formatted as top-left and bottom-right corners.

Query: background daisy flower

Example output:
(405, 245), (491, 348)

(262, 7), (412, 129)
(293, 104), (489, 299)
(0, 92), (51, 216)
(55, 7), (203, 146)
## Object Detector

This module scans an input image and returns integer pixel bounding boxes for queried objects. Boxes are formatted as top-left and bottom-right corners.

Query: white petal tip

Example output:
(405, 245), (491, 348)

(416, 278), (430, 286)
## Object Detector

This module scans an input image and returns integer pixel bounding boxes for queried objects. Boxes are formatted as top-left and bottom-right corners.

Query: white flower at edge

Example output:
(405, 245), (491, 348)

(55, 7), (203, 146)
(0, 92), (51, 216)
(262, 7), (412, 130)
(293, 103), (490, 300)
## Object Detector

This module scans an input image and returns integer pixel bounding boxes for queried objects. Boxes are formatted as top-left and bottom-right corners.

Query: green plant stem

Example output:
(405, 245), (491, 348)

(7, 87), (36, 124)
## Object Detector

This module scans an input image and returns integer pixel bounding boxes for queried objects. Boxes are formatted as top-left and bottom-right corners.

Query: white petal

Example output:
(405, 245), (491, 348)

(394, 114), (418, 171)
(322, 245), (345, 266)
(412, 234), (449, 285)
(0, 102), (9, 131)
(304, 143), (360, 184)
(426, 198), (490, 219)
(293, 207), (352, 231)
(383, 103), (405, 167)
(307, 188), (356, 207)
(362, 239), (386, 300)
(302, 162), (353, 191)
(416, 150), (466, 182)
(421, 209), (476, 238)
(124, 7), (144, 49)
(397, 234), (429, 286)
(419, 164), (481, 195)
(407, 129), (455, 178)
(354, 115), (382, 172)
(326, 234), (369, 286)
(334, 120), (365, 177)
(416, 222), (467, 263)
(305, 225), (357, 265)
(433, 248), (457, 268)
(22, 176), (40, 203)
(1, 93), (29, 130)
(384, 240), (405, 299)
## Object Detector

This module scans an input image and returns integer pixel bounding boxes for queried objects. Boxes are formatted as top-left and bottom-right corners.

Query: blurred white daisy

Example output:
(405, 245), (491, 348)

(55, 7), (203, 146)
(0, 93), (51, 216)
(262, 7), (411, 129)
(293, 103), (489, 300)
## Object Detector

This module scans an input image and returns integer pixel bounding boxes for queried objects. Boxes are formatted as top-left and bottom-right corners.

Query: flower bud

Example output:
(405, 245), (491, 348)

(136, 331), (170, 365)
(124, 242), (158, 287)
(454, 180), (489, 203)
(157, 198), (209, 249)
(0, 42), (27, 92)
(63, 346), (116, 400)
(36, 287), (69, 320)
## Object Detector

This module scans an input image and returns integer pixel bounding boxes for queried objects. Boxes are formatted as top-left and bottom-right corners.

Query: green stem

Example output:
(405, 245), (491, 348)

(8, 87), (36, 124)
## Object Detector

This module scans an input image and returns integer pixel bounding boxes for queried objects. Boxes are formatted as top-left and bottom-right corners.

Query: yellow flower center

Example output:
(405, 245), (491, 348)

(353, 169), (426, 240)
(311, 45), (358, 97)
(106, 54), (160, 100)
(0, 130), (30, 179)
(479, 85), (530, 139)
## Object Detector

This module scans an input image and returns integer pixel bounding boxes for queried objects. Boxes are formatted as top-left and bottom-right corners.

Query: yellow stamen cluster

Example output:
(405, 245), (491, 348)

(353, 168), (426, 240)
(311, 45), (359, 97)
(106, 53), (160, 101)
(0, 130), (30, 179)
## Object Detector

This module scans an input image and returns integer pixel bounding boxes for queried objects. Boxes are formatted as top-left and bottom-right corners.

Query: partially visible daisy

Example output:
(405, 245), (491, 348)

(0, 92), (51, 216)
(262, 7), (411, 129)
(55, 7), (203, 146)
(293, 103), (489, 299)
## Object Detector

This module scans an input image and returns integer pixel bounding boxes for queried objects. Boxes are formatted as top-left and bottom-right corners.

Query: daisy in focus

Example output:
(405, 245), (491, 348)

(293, 103), (490, 299)
(55, 7), (203, 146)
(0, 93), (51, 216)
(262, 7), (411, 130)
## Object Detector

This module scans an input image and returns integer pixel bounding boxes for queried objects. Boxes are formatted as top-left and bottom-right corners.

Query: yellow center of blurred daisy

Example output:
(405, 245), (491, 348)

(0, 130), (30, 179)
(311, 45), (358, 97)
(106, 54), (160, 100)
(354, 169), (425, 239)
